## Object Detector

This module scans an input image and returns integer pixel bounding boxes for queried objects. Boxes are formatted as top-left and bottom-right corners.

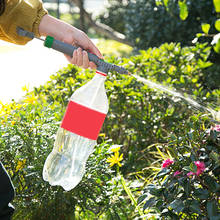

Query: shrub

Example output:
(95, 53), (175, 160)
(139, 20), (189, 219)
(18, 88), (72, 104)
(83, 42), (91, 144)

(0, 100), (134, 219)
(138, 115), (220, 219)
(1, 42), (219, 219)
(32, 42), (219, 175)
(98, 0), (127, 34)
(98, 0), (216, 49)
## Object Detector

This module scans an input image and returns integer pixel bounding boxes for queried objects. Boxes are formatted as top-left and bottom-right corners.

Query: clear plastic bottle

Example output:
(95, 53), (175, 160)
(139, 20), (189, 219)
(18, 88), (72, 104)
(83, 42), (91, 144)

(43, 71), (109, 191)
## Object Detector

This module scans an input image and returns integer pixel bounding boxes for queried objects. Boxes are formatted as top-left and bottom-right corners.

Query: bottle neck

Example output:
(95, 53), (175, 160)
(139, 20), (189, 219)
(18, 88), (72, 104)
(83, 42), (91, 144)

(96, 70), (107, 77)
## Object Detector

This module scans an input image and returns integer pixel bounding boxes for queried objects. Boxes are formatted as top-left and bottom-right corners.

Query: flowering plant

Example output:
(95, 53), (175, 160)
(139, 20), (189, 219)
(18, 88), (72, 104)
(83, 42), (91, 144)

(138, 119), (220, 219)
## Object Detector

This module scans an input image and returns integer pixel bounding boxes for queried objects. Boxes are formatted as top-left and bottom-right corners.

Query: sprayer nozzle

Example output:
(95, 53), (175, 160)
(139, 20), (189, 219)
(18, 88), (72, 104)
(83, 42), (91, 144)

(16, 27), (35, 39)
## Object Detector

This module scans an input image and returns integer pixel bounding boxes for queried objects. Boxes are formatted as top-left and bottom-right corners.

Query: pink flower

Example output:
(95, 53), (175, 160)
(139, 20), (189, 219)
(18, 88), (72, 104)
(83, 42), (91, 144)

(162, 159), (174, 169)
(187, 171), (195, 177)
(194, 161), (205, 176)
(174, 170), (181, 177)
(187, 161), (205, 177)
(212, 124), (220, 132)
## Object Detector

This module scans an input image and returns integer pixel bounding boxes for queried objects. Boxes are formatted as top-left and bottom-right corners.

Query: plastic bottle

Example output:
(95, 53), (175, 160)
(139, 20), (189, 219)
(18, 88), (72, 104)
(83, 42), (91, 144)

(43, 70), (109, 191)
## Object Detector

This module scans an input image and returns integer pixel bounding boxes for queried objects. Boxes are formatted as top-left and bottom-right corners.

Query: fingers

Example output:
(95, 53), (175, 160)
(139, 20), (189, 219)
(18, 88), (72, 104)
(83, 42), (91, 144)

(74, 31), (103, 60)
(82, 51), (89, 69)
(69, 48), (97, 69)
(87, 42), (104, 60)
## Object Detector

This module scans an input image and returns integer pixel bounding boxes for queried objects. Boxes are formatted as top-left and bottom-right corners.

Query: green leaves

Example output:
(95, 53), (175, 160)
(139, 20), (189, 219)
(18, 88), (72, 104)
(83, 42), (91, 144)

(123, 0), (216, 49)
(169, 199), (184, 213)
(156, 168), (170, 178)
(183, 162), (197, 173)
(213, 34), (220, 53)
(143, 197), (156, 211)
(213, 0), (220, 12)
(163, 0), (169, 7)
(138, 115), (220, 218)
(137, 194), (148, 205)
(207, 200), (219, 218)
(215, 19), (220, 32)
(193, 188), (209, 199)
(204, 175), (220, 192)
(147, 184), (163, 196)
(178, 0), (188, 20)
(189, 200), (202, 215)
(201, 23), (211, 34)
(2, 39), (220, 219)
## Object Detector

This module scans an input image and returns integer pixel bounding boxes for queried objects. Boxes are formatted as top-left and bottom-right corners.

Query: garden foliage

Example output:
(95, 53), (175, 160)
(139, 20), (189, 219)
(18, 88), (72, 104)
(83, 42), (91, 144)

(0, 101), (133, 219)
(0, 41), (219, 219)
(138, 118), (220, 219)
(98, 0), (216, 49)
(33, 42), (219, 173)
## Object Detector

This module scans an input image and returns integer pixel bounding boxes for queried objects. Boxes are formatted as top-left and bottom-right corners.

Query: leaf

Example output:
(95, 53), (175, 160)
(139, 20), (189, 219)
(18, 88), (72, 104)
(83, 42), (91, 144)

(214, 38), (220, 54)
(213, 0), (220, 13)
(204, 176), (220, 192)
(147, 184), (163, 196)
(190, 200), (202, 215)
(178, 0), (188, 20)
(156, 145), (166, 159)
(193, 188), (209, 199)
(155, 0), (163, 6)
(143, 197), (156, 211)
(196, 33), (205, 38)
(201, 23), (211, 34)
(197, 59), (213, 68)
(137, 194), (148, 204)
(169, 199), (184, 213)
(183, 166), (191, 172)
(207, 200), (218, 218)
(212, 33), (220, 45)
(210, 151), (220, 163)
(183, 179), (191, 196)
(215, 19), (220, 32)
(190, 162), (197, 173)
(163, 0), (169, 7)
(156, 168), (170, 178)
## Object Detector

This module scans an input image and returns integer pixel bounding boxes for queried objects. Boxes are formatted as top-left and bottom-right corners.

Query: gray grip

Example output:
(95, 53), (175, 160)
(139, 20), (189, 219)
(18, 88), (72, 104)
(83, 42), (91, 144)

(52, 39), (101, 66)
(51, 39), (128, 74)
(16, 28), (129, 74)
(52, 39), (77, 57)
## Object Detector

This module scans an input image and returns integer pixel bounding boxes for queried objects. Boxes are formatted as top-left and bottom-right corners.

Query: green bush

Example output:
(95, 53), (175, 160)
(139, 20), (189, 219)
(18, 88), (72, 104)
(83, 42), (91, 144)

(98, 0), (216, 49)
(0, 101), (134, 219)
(98, 0), (127, 35)
(0, 42), (219, 219)
(33, 42), (219, 173)
(138, 116), (220, 219)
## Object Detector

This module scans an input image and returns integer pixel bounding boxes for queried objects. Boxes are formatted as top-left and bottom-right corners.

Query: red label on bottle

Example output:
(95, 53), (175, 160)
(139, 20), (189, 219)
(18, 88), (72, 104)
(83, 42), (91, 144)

(61, 101), (106, 140)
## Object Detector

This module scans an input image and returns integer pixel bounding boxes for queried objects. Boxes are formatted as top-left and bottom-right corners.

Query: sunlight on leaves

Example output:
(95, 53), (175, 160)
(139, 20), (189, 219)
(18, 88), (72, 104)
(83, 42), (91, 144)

(178, 0), (188, 20)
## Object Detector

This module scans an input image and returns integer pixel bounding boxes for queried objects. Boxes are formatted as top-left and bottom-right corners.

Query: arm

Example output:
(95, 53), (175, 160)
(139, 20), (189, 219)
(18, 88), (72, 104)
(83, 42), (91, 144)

(0, 0), (102, 69)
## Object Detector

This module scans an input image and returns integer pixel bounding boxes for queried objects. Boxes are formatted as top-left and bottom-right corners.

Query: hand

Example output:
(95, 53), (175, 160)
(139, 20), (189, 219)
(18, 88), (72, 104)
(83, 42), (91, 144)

(39, 15), (103, 69)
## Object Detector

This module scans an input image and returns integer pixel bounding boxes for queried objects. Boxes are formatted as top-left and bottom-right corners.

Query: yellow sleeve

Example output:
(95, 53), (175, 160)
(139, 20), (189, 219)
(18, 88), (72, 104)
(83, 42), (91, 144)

(0, 0), (48, 45)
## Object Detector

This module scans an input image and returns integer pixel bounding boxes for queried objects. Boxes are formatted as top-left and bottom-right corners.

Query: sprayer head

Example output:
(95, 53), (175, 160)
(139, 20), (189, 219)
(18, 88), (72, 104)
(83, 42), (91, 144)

(16, 27), (129, 75)
(96, 59), (129, 75)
